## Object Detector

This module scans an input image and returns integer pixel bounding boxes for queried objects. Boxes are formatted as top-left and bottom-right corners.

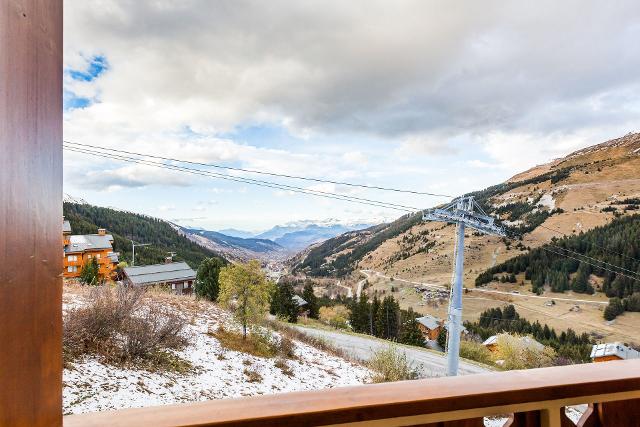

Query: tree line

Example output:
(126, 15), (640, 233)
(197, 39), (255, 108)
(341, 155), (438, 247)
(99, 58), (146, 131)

(64, 202), (224, 268)
(465, 305), (594, 362)
(475, 215), (640, 301)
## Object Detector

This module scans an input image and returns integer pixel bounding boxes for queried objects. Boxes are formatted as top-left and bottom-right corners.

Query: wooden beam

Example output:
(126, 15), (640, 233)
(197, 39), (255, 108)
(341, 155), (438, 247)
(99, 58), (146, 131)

(0, 0), (63, 425)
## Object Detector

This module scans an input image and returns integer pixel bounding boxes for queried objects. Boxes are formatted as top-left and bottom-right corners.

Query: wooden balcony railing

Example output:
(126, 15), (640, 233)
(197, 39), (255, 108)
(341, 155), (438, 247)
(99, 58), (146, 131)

(64, 359), (640, 427)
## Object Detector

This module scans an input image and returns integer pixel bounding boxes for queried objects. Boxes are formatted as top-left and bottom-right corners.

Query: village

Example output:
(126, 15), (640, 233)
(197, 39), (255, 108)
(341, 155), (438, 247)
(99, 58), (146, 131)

(62, 218), (639, 369)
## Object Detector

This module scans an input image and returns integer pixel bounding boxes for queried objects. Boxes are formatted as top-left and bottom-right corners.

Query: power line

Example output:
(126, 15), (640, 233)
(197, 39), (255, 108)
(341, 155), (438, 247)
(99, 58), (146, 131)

(538, 246), (640, 282)
(63, 145), (419, 213)
(544, 243), (640, 280)
(63, 140), (453, 198)
(536, 223), (640, 264)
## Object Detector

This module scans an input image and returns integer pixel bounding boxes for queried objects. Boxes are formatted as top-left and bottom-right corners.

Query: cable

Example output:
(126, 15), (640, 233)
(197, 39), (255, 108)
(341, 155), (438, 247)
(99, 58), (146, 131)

(64, 145), (420, 212)
(63, 145), (419, 213)
(536, 223), (640, 264)
(63, 140), (453, 198)
(544, 243), (640, 280)
(538, 246), (640, 282)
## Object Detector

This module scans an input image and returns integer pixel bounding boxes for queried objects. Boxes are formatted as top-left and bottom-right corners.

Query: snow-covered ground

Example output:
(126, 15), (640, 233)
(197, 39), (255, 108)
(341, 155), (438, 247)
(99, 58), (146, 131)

(538, 193), (556, 210)
(63, 288), (371, 415)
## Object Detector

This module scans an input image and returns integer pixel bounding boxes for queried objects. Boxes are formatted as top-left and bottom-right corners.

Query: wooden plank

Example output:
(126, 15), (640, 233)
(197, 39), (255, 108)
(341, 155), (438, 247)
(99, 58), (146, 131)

(0, 0), (63, 426)
(64, 360), (640, 427)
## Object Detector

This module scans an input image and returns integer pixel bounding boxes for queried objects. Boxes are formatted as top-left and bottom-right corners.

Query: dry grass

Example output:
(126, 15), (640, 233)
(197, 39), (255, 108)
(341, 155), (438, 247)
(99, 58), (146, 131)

(63, 285), (190, 373)
(210, 325), (296, 360)
(243, 368), (263, 383)
(459, 340), (494, 366)
(368, 345), (418, 383)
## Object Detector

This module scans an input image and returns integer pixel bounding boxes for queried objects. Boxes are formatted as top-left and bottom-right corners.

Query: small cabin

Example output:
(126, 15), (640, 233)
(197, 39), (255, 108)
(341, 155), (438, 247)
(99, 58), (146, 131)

(416, 315), (443, 341)
(123, 261), (196, 295)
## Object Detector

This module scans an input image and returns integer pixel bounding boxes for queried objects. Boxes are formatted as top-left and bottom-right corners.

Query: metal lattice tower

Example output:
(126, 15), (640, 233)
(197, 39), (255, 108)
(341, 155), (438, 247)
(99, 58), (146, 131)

(422, 196), (505, 376)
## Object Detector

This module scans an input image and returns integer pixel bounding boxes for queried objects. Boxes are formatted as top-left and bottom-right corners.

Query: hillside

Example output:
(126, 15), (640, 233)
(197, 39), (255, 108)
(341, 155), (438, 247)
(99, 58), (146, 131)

(292, 132), (640, 287)
(62, 284), (371, 415)
(179, 227), (287, 262)
(63, 203), (224, 268)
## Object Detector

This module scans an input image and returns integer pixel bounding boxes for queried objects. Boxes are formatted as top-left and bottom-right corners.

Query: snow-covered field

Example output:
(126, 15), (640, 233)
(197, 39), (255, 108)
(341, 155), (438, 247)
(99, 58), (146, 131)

(62, 287), (371, 415)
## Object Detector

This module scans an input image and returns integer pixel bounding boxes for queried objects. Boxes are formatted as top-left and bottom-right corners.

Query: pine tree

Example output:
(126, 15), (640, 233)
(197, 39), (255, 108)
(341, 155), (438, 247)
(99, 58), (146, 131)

(399, 308), (425, 347)
(79, 257), (100, 286)
(271, 281), (298, 323)
(302, 283), (319, 319)
(195, 257), (224, 301)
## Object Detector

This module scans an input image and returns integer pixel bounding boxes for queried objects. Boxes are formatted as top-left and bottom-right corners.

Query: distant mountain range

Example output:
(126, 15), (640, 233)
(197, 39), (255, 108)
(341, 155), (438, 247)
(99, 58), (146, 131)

(219, 220), (374, 252)
(177, 220), (375, 261)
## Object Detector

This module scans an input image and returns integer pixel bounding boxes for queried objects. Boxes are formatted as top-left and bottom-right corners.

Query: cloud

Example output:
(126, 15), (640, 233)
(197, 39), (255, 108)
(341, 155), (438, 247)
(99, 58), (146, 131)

(64, 0), (640, 141)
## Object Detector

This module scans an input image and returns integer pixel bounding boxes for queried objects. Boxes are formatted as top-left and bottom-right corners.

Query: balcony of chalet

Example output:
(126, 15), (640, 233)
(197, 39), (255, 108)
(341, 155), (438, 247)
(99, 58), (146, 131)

(2, 1), (640, 426)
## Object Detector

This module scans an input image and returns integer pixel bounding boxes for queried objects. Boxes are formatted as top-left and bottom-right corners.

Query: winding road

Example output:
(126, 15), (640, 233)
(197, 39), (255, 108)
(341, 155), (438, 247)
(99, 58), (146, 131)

(293, 325), (489, 378)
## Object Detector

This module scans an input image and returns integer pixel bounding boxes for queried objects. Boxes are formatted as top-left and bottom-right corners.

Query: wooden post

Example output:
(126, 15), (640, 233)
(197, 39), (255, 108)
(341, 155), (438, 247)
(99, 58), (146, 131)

(0, 0), (63, 426)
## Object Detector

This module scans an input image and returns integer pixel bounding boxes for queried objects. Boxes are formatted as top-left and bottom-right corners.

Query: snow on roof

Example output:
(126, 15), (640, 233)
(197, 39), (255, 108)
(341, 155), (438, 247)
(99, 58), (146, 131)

(483, 335), (543, 351)
(416, 315), (441, 330)
(591, 342), (640, 360)
(293, 295), (308, 307)
(63, 220), (72, 233)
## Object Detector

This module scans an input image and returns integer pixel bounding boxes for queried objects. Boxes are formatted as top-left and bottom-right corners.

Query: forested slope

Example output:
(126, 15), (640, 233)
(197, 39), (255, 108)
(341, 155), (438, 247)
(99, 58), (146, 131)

(64, 203), (224, 268)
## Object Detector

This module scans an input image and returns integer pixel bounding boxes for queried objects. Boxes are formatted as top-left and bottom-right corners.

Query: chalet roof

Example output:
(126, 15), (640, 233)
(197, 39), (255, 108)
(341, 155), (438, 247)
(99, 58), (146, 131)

(591, 342), (640, 360)
(416, 315), (441, 330)
(293, 295), (308, 307)
(483, 335), (544, 350)
(63, 220), (71, 233)
(123, 262), (196, 286)
(65, 234), (114, 253)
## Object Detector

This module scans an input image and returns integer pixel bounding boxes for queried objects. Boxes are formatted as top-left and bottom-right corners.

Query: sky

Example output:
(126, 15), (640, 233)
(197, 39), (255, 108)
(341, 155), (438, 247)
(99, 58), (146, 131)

(63, 0), (640, 232)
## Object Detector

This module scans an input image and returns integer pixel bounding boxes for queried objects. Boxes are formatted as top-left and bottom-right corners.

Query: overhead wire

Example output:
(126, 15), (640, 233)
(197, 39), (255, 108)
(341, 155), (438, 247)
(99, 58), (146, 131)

(63, 140), (453, 198)
(63, 145), (420, 213)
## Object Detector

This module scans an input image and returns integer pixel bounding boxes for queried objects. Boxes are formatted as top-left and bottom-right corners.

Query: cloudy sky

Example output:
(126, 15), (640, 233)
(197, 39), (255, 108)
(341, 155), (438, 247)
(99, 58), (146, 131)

(63, 0), (640, 231)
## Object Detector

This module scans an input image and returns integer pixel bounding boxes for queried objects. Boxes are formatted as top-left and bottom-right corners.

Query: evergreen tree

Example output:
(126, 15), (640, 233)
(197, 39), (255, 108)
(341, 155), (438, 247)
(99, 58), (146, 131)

(370, 294), (381, 336)
(302, 283), (319, 319)
(195, 257), (224, 301)
(437, 327), (447, 349)
(571, 263), (594, 294)
(376, 296), (400, 339)
(399, 308), (425, 347)
(271, 281), (298, 323)
(79, 257), (100, 285)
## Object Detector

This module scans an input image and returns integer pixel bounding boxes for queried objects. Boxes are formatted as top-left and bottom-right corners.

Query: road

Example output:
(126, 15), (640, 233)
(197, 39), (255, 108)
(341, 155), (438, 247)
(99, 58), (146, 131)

(335, 280), (353, 298)
(362, 269), (607, 306)
(293, 325), (489, 378)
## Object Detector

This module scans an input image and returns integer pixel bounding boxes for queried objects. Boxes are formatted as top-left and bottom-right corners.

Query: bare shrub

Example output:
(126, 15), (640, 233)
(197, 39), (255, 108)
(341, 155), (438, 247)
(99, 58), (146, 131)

(211, 325), (278, 358)
(243, 368), (263, 383)
(277, 336), (296, 359)
(63, 285), (189, 372)
(459, 340), (494, 366)
(274, 358), (293, 377)
(368, 345), (418, 383)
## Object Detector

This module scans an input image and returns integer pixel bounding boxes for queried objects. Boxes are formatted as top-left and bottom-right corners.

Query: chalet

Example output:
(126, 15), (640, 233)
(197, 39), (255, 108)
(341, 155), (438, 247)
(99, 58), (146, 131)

(483, 335), (544, 353)
(416, 315), (443, 341)
(293, 295), (309, 315)
(63, 220), (119, 279)
(123, 261), (196, 295)
(591, 342), (640, 363)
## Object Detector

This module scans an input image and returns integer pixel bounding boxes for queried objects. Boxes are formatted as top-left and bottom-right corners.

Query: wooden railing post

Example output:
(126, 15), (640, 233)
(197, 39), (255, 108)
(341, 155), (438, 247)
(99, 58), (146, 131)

(0, 0), (63, 425)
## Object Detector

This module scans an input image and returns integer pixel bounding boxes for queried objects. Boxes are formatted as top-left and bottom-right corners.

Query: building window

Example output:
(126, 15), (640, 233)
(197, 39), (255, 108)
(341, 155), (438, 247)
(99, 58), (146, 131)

(171, 283), (176, 290)
(67, 266), (77, 273)
(67, 255), (78, 262)
(95, 253), (100, 259)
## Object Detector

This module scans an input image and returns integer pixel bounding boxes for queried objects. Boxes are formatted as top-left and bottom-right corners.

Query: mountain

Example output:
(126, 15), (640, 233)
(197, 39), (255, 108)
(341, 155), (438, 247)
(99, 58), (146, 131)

(217, 228), (257, 239)
(292, 132), (640, 284)
(178, 227), (286, 262)
(63, 203), (224, 268)
(256, 220), (373, 251)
